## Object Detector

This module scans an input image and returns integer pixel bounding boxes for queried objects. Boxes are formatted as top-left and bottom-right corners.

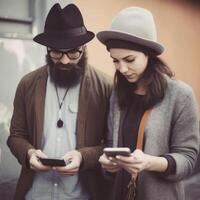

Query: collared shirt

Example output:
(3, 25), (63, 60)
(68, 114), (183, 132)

(26, 76), (90, 200)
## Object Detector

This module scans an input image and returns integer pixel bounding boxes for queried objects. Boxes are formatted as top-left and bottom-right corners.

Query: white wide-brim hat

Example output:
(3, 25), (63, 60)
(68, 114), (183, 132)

(97, 7), (164, 55)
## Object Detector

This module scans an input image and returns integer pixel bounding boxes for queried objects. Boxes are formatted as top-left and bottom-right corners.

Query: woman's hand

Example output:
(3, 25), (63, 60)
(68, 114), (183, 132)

(99, 153), (121, 173)
(113, 149), (150, 174)
(112, 149), (168, 175)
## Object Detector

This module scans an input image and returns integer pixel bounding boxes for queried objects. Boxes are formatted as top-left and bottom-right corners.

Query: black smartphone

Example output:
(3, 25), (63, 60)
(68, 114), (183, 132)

(39, 158), (69, 167)
(103, 147), (131, 157)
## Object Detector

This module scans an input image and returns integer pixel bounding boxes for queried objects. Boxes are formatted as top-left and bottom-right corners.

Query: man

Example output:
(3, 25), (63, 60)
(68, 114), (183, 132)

(7, 3), (112, 200)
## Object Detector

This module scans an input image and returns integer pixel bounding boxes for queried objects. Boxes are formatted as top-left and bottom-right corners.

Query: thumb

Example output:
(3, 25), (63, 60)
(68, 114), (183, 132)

(36, 150), (48, 158)
(132, 149), (143, 159)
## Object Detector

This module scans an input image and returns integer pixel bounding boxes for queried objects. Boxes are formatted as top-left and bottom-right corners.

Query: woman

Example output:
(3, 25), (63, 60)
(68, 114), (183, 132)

(97, 7), (199, 200)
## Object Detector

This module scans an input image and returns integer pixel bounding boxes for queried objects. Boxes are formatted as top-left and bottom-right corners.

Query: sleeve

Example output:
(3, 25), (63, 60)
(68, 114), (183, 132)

(78, 78), (113, 171)
(7, 79), (34, 168)
(160, 155), (176, 176)
(165, 89), (199, 181)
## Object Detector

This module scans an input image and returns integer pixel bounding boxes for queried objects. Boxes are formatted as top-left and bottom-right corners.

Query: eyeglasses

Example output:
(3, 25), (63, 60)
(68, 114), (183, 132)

(47, 48), (83, 60)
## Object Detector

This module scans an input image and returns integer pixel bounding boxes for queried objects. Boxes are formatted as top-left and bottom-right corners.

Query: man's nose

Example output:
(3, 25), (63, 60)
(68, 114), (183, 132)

(59, 53), (70, 64)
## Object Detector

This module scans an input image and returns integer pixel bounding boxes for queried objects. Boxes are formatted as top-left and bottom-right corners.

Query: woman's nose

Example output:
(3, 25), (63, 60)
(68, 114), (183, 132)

(118, 63), (128, 73)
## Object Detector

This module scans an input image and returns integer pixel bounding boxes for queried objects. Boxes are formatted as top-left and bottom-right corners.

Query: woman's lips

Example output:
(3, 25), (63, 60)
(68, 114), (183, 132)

(125, 73), (136, 79)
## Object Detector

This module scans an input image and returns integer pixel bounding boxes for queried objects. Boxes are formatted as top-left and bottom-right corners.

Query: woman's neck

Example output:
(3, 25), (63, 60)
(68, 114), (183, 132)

(134, 82), (146, 95)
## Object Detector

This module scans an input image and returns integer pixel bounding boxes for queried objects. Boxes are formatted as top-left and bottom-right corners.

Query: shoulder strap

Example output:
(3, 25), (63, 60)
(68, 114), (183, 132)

(136, 109), (151, 149)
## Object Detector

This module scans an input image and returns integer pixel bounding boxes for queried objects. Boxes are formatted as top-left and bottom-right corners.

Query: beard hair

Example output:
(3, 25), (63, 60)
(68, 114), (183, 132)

(46, 51), (87, 88)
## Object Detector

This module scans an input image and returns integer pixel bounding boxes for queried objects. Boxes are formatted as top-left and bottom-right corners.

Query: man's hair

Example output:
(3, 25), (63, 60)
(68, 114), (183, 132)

(114, 56), (174, 109)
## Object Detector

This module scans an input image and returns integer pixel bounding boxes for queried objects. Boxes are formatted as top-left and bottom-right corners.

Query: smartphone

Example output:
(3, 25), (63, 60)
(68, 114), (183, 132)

(39, 158), (69, 167)
(103, 147), (131, 157)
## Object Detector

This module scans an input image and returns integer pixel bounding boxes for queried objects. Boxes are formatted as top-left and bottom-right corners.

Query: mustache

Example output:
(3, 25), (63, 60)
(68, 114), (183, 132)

(54, 62), (81, 71)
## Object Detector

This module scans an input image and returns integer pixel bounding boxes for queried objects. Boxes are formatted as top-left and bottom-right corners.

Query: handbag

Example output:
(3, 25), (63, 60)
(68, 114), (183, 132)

(127, 109), (151, 200)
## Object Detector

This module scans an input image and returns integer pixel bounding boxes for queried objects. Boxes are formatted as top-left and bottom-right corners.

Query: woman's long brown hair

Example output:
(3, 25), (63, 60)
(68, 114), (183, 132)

(114, 56), (174, 109)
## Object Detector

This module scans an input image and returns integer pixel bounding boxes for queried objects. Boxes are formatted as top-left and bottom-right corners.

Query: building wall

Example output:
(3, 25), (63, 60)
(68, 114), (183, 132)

(76, 0), (200, 111)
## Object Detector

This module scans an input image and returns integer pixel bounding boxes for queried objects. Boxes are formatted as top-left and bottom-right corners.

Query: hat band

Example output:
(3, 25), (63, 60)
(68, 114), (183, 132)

(106, 39), (157, 55)
(45, 26), (87, 37)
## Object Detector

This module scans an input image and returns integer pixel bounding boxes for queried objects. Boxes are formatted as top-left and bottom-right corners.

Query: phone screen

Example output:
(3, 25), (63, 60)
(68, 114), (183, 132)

(39, 158), (67, 166)
(103, 147), (131, 157)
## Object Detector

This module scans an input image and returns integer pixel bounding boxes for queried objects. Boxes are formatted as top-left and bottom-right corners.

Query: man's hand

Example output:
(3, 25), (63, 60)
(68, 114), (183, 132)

(99, 153), (121, 173)
(54, 150), (82, 175)
(28, 149), (51, 171)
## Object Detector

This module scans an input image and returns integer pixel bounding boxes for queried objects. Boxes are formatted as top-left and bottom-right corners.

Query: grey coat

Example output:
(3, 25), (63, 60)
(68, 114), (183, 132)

(107, 76), (199, 200)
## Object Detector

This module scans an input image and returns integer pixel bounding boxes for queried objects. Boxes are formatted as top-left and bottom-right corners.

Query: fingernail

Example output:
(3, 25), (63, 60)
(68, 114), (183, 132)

(116, 156), (120, 159)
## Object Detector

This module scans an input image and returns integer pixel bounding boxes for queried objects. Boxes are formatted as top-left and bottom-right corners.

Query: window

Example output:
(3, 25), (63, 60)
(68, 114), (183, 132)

(0, 0), (39, 39)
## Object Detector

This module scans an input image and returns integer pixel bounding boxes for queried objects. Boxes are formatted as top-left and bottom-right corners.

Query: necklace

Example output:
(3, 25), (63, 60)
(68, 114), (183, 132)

(55, 85), (69, 128)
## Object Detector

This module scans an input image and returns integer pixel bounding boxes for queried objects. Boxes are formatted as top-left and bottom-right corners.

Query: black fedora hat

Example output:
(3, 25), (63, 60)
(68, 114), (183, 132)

(33, 3), (94, 49)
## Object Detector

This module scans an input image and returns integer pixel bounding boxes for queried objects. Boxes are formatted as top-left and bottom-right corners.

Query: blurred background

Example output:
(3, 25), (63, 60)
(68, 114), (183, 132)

(0, 0), (199, 199)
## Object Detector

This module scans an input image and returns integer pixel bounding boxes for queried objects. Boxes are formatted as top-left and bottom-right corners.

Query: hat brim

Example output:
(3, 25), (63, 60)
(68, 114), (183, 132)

(34, 31), (94, 49)
(96, 30), (164, 55)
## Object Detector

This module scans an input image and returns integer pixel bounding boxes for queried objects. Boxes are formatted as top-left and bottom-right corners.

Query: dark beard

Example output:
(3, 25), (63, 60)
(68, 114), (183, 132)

(46, 52), (87, 88)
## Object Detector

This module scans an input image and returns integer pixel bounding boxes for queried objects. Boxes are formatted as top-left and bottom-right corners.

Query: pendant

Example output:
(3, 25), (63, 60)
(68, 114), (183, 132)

(57, 119), (63, 128)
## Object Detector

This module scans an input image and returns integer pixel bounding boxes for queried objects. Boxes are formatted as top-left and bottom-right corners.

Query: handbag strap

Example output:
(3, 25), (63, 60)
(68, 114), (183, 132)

(136, 109), (151, 150)
(127, 109), (151, 200)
